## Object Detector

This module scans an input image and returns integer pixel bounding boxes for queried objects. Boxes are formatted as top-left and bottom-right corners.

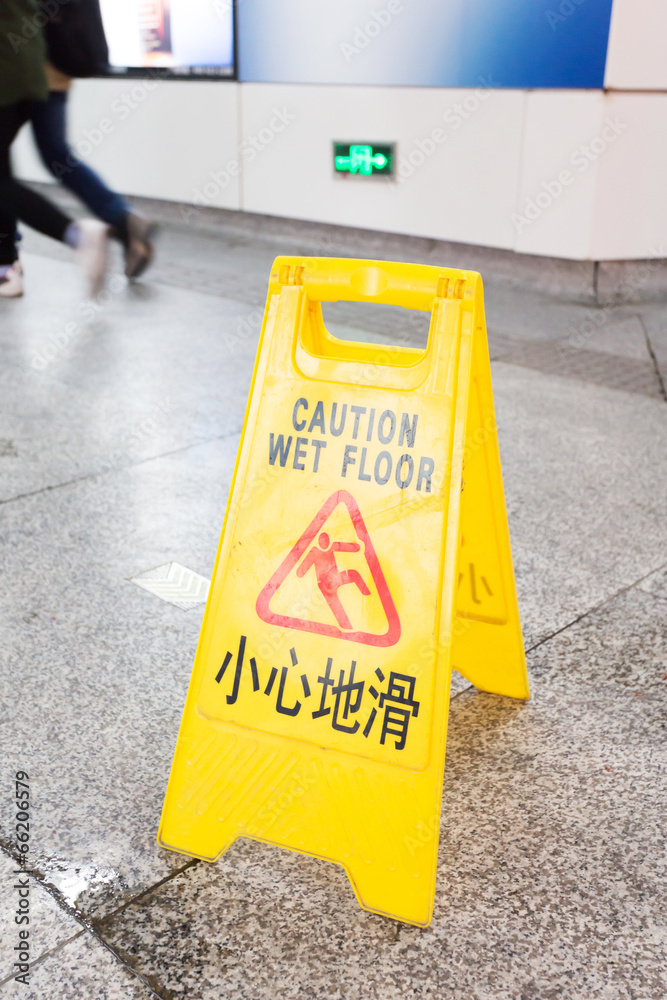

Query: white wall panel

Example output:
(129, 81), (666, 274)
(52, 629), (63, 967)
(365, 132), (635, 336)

(513, 92), (605, 259)
(14, 79), (241, 210)
(592, 93), (667, 260)
(240, 83), (525, 250)
(12, 78), (667, 261)
(605, 0), (667, 91)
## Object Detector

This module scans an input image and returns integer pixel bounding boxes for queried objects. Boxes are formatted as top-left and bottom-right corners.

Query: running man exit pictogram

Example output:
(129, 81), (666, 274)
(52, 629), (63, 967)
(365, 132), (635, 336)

(256, 491), (401, 646)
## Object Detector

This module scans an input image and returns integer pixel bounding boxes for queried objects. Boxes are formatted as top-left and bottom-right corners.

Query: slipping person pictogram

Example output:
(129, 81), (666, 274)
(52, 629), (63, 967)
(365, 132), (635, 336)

(296, 532), (371, 630)
(256, 490), (401, 647)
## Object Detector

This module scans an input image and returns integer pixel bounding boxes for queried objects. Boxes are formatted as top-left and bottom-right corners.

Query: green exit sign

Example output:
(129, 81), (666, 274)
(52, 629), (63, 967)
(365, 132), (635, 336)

(333, 143), (395, 177)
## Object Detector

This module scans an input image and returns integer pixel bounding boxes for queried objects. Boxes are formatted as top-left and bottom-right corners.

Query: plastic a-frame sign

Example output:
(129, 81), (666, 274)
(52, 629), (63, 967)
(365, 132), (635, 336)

(159, 257), (529, 927)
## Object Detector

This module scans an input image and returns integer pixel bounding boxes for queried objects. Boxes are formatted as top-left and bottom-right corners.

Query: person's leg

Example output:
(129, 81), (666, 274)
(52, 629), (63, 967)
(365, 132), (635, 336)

(0, 108), (20, 267)
(30, 92), (156, 278)
(0, 212), (18, 266)
(31, 92), (131, 236)
(0, 175), (72, 242)
(0, 103), (72, 243)
(0, 102), (109, 297)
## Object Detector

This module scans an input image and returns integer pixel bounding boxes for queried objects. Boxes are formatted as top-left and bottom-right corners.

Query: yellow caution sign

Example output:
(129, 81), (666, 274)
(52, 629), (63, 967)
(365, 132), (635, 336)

(159, 257), (529, 926)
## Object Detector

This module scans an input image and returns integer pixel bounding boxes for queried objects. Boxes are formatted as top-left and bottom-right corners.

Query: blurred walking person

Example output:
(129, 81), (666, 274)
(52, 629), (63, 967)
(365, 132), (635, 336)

(0, 0), (108, 299)
(32, 0), (155, 279)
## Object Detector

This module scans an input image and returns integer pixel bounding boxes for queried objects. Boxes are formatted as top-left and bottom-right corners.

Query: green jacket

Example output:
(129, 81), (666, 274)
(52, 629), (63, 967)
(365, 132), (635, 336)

(0, 0), (48, 107)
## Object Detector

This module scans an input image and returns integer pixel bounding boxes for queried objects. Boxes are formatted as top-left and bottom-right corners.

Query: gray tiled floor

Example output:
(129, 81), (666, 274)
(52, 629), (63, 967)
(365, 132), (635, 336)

(98, 589), (667, 1000)
(1, 931), (157, 1000)
(0, 852), (81, 985)
(1, 216), (666, 998)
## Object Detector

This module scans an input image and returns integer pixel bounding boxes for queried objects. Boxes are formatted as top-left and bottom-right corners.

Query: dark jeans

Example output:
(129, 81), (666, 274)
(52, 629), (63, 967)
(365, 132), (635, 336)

(0, 102), (72, 265)
(30, 91), (130, 236)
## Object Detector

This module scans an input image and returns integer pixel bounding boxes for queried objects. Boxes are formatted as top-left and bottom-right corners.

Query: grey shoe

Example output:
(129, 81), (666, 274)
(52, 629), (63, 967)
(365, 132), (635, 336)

(124, 211), (157, 280)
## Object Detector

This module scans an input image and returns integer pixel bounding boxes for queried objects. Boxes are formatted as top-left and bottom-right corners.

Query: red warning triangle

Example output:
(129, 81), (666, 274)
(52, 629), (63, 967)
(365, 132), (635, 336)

(256, 490), (401, 647)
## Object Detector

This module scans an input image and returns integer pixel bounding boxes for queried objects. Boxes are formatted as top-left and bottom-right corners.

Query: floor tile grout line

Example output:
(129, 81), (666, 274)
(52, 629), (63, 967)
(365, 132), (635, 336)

(0, 428), (242, 508)
(81, 924), (166, 999)
(637, 313), (667, 401)
(0, 841), (192, 938)
(447, 563), (667, 705)
(0, 841), (187, 997)
(492, 355), (664, 401)
(0, 842), (90, 985)
(93, 859), (200, 930)
(0, 929), (86, 989)
(524, 559), (667, 655)
(450, 685), (473, 700)
(85, 861), (203, 1000)
(0, 843), (84, 925)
